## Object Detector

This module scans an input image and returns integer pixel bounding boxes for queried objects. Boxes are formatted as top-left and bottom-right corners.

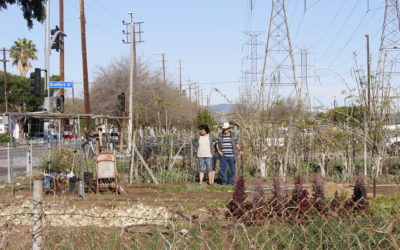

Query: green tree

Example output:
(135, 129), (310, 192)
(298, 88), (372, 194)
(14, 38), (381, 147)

(326, 106), (365, 126)
(10, 38), (38, 76)
(0, 0), (45, 28)
(196, 109), (215, 129)
(0, 71), (42, 112)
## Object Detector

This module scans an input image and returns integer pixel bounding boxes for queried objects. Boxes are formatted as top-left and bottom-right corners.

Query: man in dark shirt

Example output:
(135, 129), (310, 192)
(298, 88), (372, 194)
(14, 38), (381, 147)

(216, 122), (241, 185)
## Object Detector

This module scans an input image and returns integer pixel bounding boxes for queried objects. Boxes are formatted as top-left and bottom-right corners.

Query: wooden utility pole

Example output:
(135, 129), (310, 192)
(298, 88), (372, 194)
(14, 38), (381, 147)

(162, 53), (166, 85)
(80, 0), (91, 129)
(1, 48), (9, 112)
(366, 34), (371, 120)
(188, 81), (192, 102)
(179, 59), (182, 94)
(60, 0), (65, 113)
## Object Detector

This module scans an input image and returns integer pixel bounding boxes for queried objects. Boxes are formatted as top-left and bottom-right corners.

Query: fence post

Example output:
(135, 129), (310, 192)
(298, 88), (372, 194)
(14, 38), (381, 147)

(7, 143), (11, 183)
(26, 150), (30, 177)
(32, 180), (43, 250)
(30, 140), (33, 189)
(190, 139), (193, 174)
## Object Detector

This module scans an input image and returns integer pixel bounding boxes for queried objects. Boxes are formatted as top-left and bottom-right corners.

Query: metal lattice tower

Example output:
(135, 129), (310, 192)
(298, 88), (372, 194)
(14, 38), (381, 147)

(243, 32), (263, 86)
(377, 0), (400, 88)
(261, 0), (298, 99)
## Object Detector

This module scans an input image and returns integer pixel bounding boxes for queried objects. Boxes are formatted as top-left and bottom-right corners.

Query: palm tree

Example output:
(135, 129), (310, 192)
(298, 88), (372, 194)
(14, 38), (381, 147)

(10, 38), (38, 76)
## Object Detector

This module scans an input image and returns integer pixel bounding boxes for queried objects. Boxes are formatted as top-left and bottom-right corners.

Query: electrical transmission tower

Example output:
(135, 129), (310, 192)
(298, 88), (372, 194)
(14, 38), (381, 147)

(377, 0), (400, 93)
(242, 32), (263, 86)
(261, 0), (299, 102)
(300, 48), (312, 109)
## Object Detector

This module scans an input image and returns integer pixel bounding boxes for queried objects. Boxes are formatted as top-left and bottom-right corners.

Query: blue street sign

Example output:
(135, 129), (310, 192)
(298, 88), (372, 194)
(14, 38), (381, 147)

(49, 81), (73, 88)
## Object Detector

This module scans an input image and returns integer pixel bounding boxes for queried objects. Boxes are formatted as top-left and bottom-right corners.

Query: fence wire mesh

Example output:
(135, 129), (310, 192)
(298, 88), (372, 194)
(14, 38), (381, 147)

(0, 195), (398, 249)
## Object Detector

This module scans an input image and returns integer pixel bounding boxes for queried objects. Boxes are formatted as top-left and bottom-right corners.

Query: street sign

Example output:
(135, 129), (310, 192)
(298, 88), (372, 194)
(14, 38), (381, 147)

(49, 81), (73, 88)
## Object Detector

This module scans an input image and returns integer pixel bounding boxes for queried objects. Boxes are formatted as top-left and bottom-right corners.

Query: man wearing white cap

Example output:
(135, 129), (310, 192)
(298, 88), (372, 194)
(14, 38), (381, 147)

(215, 122), (242, 185)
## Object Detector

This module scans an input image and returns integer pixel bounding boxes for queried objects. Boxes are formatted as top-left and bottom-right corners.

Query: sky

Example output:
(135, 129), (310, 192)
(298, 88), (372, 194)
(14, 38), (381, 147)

(0, 0), (389, 108)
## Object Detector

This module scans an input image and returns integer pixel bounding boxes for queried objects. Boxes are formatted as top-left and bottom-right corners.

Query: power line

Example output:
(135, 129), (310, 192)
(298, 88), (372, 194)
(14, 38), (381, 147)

(95, 1), (122, 21)
(327, 8), (384, 72)
(317, 0), (360, 61)
(306, 0), (323, 11)
(182, 80), (243, 86)
(313, 0), (346, 49)
(327, 12), (369, 67)
(65, 0), (121, 41)
(84, 1), (121, 30)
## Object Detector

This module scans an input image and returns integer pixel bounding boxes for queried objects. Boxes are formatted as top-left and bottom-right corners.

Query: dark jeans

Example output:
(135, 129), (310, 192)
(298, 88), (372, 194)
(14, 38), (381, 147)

(220, 156), (236, 185)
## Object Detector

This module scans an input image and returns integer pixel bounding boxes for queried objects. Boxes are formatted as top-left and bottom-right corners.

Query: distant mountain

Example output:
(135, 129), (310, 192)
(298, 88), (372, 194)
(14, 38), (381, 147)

(210, 104), (233, 114)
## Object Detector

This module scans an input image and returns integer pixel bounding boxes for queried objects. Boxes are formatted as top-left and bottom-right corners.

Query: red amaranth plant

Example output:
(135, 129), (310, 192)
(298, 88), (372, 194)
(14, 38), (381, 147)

(352, 174), (368, 202)
(269, 176), (286, 218)
(233, 176), (246, 204)
(311, 174), (327, 213)
(311, 174), (325, 200)
(330, 191), (341, 212)
(252, 178), (265, 207)
(352, 174), (369, 212)
(299, 189), (312, 213)
(272, 176), (285, 201)
(226, 176), (247, 218)
(292, 175), (304, 203)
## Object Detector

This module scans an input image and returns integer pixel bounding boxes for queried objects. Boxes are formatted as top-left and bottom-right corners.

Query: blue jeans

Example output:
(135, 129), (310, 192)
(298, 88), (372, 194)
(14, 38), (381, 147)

(198, 157), (213, 173)
(220, 156), (236, 185)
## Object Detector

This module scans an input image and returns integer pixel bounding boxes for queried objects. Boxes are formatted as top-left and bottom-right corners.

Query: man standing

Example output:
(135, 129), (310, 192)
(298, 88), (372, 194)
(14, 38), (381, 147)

(192, 125), (215, 185)
(216, 122), (241, 185)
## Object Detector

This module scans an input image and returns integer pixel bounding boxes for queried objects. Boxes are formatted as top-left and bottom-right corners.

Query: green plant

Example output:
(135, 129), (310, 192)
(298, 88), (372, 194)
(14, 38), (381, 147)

(0, 133), (14, 143)
(41, 148), (80, 174)
(195, 109), (215, 130)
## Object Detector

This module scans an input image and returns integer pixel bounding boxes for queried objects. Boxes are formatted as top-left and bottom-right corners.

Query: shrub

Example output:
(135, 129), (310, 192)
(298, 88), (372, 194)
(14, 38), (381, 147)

(0, 133), (14, 143)
(41, 148), (80, 174)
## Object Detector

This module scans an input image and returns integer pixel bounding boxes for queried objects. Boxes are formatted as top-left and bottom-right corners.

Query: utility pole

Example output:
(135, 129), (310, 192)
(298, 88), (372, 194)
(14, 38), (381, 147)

(1, 48), (10, 112)
(366, 34), (371, 120)
(162, 53), (166, 85)
(44, 0), (50, 111)
(123, 13), (143, 152)
(179, 59), (182, 94)
(195, 85), (200, 106)
(188, 80), (192, 102)
(80, 0), (91, 129)
(59, 0), (65, 113)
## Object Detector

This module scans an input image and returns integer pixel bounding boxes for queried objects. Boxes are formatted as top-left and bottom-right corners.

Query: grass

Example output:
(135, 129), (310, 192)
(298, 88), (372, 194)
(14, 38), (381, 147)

(33, 217), (399, 249)
(369, 192), (400, 217)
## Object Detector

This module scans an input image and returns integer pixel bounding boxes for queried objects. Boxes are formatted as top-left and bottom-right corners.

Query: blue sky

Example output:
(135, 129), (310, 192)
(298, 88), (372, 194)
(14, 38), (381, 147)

(0, 0), (387, 108)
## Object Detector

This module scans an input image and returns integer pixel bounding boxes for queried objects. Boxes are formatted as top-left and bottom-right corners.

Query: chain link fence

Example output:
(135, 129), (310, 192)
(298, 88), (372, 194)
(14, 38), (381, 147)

(0, 194), (398, 249)
(0, 139), (82, 183)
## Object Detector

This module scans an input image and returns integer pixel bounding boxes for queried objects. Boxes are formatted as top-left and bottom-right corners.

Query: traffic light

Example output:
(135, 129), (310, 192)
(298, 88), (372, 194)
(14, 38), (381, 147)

(30, 68), (41, 96)
(56, 96), (63, 111)
(51, 25), (66, 52)
(117, 92), (125, 112)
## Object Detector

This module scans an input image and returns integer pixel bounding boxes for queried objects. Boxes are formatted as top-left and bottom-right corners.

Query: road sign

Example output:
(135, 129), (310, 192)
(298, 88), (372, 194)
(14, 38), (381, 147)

(49, 81), (73, 88)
